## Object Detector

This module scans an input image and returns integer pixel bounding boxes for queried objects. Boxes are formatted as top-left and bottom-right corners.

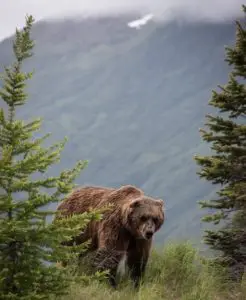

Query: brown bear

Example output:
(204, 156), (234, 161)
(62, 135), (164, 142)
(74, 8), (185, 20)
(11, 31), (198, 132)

(56, 185), (165, 288)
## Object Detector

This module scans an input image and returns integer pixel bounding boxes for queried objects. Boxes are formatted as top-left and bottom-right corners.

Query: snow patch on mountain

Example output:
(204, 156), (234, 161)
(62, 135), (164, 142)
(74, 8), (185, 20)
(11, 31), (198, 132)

(127, 14), (154, 29)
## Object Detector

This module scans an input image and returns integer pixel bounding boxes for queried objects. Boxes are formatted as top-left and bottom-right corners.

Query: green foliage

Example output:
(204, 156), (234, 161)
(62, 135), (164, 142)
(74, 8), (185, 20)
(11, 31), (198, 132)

(194, 5), (246, 277)
(59, 243), (245, 300)
(0, 15), (101, 299)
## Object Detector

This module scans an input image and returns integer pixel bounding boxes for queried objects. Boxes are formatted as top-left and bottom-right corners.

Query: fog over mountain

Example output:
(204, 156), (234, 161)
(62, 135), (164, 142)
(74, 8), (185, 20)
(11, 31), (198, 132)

(0, 0), (242, 40)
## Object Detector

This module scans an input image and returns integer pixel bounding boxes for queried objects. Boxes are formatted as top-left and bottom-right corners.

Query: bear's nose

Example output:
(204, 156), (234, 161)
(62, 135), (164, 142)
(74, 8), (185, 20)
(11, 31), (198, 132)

(146, 231), (153, 239)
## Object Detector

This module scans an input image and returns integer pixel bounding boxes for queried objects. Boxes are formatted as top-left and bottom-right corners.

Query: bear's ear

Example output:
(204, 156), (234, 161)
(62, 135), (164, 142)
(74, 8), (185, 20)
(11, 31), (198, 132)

(130, 199), (142, 209)
(155, 199), (164, 208)
(118, 185), (143, 197)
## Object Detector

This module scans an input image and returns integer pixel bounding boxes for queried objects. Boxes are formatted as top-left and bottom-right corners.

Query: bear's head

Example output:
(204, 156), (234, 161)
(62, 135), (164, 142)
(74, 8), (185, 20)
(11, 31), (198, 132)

(122, 196), (164, 240)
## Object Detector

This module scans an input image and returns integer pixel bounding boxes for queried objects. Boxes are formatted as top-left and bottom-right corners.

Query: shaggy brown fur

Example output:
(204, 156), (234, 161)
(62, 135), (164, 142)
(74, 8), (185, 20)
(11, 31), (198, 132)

(57, 185), (165, 288)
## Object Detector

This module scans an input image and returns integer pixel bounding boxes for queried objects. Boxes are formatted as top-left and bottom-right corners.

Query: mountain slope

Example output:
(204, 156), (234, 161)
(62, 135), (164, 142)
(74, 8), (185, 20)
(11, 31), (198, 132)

(0, 15), (236, 245)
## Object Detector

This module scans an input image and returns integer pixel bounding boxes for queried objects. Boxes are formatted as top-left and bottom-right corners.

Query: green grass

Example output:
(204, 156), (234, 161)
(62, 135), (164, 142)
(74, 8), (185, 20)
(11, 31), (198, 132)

(59, 242), (245, 300)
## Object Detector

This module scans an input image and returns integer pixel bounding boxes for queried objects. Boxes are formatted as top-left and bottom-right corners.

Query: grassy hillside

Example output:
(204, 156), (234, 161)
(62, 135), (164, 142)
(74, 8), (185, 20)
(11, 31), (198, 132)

(58, 243), (245, 300)
(0, 15), (236, 244)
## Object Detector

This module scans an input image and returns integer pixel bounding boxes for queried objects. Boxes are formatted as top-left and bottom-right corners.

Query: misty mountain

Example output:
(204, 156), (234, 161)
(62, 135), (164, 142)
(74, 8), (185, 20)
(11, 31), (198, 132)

(0, 14), (236, 246)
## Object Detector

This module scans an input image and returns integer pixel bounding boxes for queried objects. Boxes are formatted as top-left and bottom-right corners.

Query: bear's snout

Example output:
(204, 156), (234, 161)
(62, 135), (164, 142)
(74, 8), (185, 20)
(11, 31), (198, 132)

(145, 231), (154, 239)
(141, 219), (155, 240)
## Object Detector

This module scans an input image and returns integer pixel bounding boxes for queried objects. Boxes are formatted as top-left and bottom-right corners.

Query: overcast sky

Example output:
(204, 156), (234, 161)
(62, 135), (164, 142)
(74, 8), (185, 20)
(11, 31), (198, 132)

(0, 0), (243, 41)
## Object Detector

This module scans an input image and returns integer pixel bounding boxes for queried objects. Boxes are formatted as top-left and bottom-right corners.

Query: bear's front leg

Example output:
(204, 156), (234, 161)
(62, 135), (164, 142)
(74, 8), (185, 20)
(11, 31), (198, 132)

(92, 223), (130, 288)
(127, 239), (151, 288)
(127, 256), (147, 288)
(92, 248), (125, 288)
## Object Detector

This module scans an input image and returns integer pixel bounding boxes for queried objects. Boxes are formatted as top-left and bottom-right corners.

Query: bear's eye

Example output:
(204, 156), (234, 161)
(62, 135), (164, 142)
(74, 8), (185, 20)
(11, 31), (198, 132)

(141, 216), (147, 222)
(152, 217), (158, 224)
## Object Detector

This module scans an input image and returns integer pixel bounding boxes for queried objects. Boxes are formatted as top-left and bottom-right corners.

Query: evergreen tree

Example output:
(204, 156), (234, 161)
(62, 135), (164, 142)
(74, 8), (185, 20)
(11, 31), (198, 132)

(0, 15), (101, 299)
(194, 6), (246, 280)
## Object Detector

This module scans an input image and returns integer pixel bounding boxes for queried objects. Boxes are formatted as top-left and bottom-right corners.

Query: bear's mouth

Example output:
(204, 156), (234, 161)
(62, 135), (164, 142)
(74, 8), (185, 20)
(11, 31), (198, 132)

(145, 231), (153, 240)
(137, 231), (153, 240)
